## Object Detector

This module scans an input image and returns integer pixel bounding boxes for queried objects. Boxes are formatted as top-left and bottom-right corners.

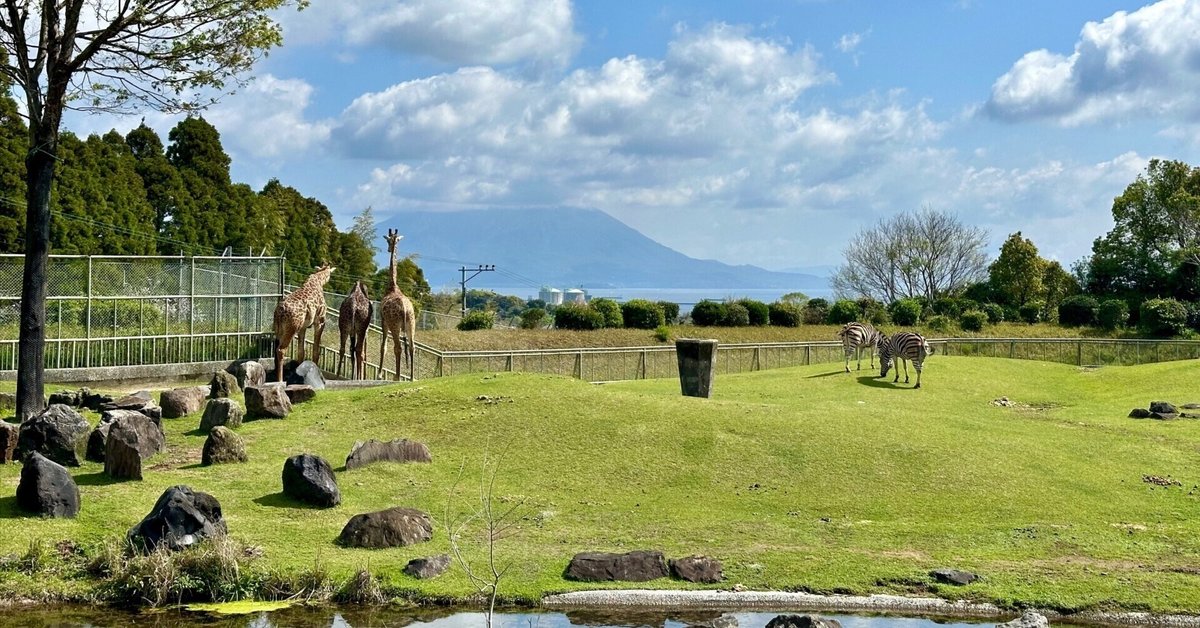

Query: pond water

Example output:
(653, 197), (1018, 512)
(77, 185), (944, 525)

(4, 607), (998, 628)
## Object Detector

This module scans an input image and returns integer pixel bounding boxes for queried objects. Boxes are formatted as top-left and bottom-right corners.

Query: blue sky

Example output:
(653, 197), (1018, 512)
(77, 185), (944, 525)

(68, 0), (1200, 273)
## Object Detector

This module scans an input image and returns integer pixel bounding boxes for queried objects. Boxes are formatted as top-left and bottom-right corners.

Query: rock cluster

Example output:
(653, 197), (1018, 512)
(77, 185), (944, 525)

(104, 414), (167, 480)
(17, 404), (90, 466)
(1129, 400), (1200, 420)
(87, 410), (166, 464)
(99, 395), (162, 423)
(48, 387), (114, 411)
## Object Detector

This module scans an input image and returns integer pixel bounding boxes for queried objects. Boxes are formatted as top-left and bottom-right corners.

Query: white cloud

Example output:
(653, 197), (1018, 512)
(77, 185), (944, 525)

(205, 75), (332, 160)
(985, 0), (1200, 125)
(280, 0), (580, 68)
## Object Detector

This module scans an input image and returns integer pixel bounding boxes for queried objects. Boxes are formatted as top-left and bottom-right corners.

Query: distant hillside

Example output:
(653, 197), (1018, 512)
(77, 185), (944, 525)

(376, 208), (828, 291)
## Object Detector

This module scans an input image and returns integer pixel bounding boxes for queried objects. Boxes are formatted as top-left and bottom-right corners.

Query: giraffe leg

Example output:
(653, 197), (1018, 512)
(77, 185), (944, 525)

(312, 319), (326, 369)
(355, 328), (368, 380)
(338, 332), (348, 377)
(275, 328), (296, 384)
(379, 330), (388, 380)
(392, 330), (403, 381)
(406, 336), (415, 380)
(296, 327), (308, 364)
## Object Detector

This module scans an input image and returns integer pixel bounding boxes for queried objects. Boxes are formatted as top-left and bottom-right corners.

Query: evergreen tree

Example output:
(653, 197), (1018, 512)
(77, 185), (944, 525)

(127, 124), (192, 252)
(0, 81), (26, 253)
(258, 179), (337, 281)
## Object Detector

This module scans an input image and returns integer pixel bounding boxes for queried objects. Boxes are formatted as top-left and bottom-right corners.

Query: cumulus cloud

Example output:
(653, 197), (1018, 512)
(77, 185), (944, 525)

(205, 75), (332, 159)
(985, 0), (1200, 125)
(280, 0), (580, 68)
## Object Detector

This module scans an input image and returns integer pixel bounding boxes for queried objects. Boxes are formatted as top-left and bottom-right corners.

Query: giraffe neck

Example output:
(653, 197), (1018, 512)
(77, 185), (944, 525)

(388, 247), (398, 292)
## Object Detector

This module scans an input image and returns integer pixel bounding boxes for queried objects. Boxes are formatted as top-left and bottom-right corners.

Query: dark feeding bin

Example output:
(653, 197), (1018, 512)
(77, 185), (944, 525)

(675, 338), (718, 398)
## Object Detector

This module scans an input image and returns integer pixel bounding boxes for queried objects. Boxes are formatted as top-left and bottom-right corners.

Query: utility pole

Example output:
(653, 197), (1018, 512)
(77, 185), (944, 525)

(460, 265), (495, 317)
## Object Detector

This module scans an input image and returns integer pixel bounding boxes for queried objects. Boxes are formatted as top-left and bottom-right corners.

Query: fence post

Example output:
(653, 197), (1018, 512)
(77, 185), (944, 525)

(436, 354), (444, 377)
(189, 257), (196, 363)
(506, 354), (513, 372)
(1009, 340), (1015, 359)
(804, 345), (810, 366)
(85, 256), (92, 367)
(639, 349), (647, 379)
(752, 347), (760, 371)
(1077, 341), (1082, 366)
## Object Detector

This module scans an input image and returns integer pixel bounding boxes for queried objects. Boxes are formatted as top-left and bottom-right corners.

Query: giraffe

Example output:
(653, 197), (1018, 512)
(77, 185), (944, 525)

(380, 229), (416, 381)
(273, 264), (336, 383)
(338, 280), (374, 380)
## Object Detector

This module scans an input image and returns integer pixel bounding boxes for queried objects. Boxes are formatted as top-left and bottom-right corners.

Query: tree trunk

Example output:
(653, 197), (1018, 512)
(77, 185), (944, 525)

(16, 134), (57, 421)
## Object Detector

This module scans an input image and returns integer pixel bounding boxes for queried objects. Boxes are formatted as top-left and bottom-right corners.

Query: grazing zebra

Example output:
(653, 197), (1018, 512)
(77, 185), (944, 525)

(879, 331), (934, 388)
(837, 322), (884, 373)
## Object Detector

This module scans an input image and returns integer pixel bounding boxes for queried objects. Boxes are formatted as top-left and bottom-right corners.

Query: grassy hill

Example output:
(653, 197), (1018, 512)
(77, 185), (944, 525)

(1, 356), (1199, 612)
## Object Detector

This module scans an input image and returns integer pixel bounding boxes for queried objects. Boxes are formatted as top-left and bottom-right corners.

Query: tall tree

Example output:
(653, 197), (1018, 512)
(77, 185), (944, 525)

(127, 123), (190, 251)
(988, 232), (1045, 306)
(1, 0), (299, 420)
(351, 206), (378, 255)
(0, 71), (24, 251)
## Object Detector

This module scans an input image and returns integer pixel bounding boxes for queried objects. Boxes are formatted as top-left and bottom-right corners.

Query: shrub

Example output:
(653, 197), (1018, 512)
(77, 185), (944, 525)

(722, 302), (751, 327)
(84, 299), (165, 330)
(889, 299), (923, 326)
(620, 299), (665, 330)
(956, 298), (980, 316)
(1097, 299), (1129, 330)
(590, 298), (623, 328)
(1018, 302), (1042, 324)
(1058, 295), (1099, 327)
(827, 299), (860, 325)
(1002, 305), (1020, 324)
(768, 301), (802, 327)
(1139, 298), (1188, 337)
(982, 303), (1004, 324)
(653, 325), (672, 342)
(959, 309), (987, 332)
(690, 301), (726, 326)
(801, 298), (829, 325)
(932, 297), (961, 318)
(925, 315), (954, 333)
(456, 310), (494, 331)
(656, 301), (680, 324)
(554, 303), (604, 330)
(519, 308), (546, 329)
(737, 299), (770, 326)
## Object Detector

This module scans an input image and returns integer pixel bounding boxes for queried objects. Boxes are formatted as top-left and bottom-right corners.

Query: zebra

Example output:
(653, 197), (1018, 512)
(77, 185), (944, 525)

(837, 321), (884, 373)
(879, 331), (934, 388)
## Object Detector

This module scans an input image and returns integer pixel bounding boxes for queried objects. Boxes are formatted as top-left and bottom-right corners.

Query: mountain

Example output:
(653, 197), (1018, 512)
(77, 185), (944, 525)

(376, 208), (828, 292)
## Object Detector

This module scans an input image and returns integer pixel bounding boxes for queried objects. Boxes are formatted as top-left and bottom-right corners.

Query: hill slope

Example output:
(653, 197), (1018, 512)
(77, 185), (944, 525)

(378, 208), (827, 290)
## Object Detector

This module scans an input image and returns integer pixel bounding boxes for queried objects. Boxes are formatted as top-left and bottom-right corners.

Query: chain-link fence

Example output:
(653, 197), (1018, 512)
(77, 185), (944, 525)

(0, 255), (283, 371)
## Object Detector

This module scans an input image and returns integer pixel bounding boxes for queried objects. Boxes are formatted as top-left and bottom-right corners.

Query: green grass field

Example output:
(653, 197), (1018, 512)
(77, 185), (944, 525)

(1, 356), (1199, 612)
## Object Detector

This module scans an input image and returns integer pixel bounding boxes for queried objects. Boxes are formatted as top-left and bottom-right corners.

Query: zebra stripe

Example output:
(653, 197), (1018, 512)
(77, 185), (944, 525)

(837, 321), (884, 372)
(879, 331), (933, 388)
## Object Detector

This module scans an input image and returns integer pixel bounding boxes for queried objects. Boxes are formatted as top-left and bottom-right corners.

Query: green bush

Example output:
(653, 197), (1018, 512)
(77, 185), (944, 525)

(1018, 302), (1042, 324)
(722, 302), (751, 327)
(519, 308), (546, 329)
(554, 302), (604, 330)
(925, 315), (954, 333)
(737, 299), (770, 326)
(932, 297), (961, 318)
(802, 298), (829, 325)
(982, 303), (1004, 324)
(620, 299), (665, 330)
(653, 325), (672, 342)
(456, 310), (494, 331)
(656, 301), (680, 324)
(1139, 298), (1188, 337)
(690, 301), (726, 326)
(1097, 299), (1129, 330)
(959, 309), (987, 332)
(827, 299), (860, 325)
(590, 298), (623, 328)
(1058, 295), (1099, 327)
(889, 299), (923, 326)
(768, 301), (802, 327)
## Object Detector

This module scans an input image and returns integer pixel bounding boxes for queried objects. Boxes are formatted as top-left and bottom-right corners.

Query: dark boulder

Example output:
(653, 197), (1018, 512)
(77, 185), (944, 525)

(669, 555), (724, 583)
(202, 426), (248, 465)
(199, 398), (244, 432)
(160, 386), (207, 418)
(565, 550), (669, 582)
(229, 360), (266, 390)
(930, 568), (979, 585)
(17, 404), (90, 467)
(284, 385), (317, 405)
(48, 389), (80, 406)
(337, 507), (433, 548)
(80, 389), (115, 411)
(100, 396), (162, 424)
(16, 452), (80, 518)
(1150, 401), (1178, 415)
(1150, 411), (1179, 420)
(104, 416), (166, 480)
(282, 454), (340, 507)
(766, 616), (842, 628)
(0, 421), (18, 463)
(127, 485), (227, 552)
(404, 554), (451, 579)
(345, 438), (432, 470)
(88, 410), (166, 464)
(245, 384), (292, 419)
(209, 371), (241, 399)
(1129, 408), (1152, 419)
(287, 360), (326, 390)
(1182, 403), (1200, 410)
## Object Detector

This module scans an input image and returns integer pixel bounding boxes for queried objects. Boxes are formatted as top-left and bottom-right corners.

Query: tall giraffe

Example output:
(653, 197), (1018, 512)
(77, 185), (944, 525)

(273, 264), (335, 383)
(380, 229), (416, 380)
(338, 280), (374, 380)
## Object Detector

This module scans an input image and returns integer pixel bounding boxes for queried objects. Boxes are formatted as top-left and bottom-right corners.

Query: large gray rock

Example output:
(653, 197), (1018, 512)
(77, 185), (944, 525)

(766, 616), (842, 628)
(997, 611), (1049, 628)
(1150, 401), (1178, 415)
(16, 452), (80, 518)
(88, 410), (167, 463)
(104, 416), (166, 480)
(202, 426), (247, 465)
(100, 395), (163, 424)
(228, 360), (266, 390)
(0, 421), (18, 463)
(17, 404), (90, 467)
(345, 438), (432, 470)
(337, 507), (433, 548)
(284, 385), (316, 405)
(127, 485), (227, 552)
(199, 398), (244, 433)
(930, 568), (980, 585)
(48, 389), (81, 406)
(160, 386), (207, 418)
(565, 550), (669, 582)
(669, 555), (724, 583)
(80, 389), (115, 411)
(209, 371), (241, 399)
(245, 384), (292, 419)
(404, 554), (450, 579)
(287, 360), (326, 390)
(282, 454), (340, 507)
